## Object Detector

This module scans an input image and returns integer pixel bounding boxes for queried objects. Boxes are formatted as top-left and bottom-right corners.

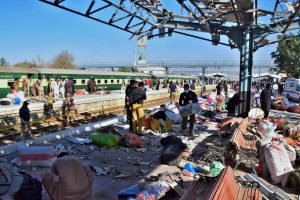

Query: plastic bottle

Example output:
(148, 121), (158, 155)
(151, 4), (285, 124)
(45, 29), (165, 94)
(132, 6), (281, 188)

(184, 163), (196, 173)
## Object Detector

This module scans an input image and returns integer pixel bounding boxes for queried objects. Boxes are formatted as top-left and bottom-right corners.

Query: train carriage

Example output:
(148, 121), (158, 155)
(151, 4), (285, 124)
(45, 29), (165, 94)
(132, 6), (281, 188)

(0, 67), (199, 98)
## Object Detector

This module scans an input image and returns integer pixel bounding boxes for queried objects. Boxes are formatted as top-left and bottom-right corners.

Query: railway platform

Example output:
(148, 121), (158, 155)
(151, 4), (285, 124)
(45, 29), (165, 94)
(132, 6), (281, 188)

(0, 86), (216, 138)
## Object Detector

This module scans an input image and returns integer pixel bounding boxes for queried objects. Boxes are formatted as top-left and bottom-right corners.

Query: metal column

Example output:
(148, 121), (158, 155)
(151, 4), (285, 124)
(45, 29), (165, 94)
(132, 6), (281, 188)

(238, 27), (253, 117)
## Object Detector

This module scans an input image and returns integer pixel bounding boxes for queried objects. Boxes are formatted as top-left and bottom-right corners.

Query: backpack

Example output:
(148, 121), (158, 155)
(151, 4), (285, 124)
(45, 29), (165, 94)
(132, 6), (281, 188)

(13, 172), (42, 200)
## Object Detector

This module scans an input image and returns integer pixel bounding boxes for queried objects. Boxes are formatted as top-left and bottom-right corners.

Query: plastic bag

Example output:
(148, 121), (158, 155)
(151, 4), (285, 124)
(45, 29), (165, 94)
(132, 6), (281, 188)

(210, 161), (224, 176)
(91, 133), (119, 148)
(264, 143), (294, 185)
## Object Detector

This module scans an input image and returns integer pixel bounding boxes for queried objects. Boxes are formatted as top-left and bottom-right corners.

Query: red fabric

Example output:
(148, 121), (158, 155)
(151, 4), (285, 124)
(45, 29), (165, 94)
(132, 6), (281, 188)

(143, 116), (152, 130)
(287, 106), (300, 114)
(122, 133), (142, 148)
(21, 154), (54, 161)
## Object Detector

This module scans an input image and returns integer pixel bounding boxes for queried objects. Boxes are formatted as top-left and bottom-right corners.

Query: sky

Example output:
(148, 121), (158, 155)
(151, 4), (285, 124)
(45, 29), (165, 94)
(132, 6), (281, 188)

(0, 0), (281, 66)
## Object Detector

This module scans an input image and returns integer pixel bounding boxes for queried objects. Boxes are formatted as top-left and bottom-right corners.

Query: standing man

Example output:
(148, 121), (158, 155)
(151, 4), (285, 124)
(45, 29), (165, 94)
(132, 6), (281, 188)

(22, 78), (28, 97)
(190, 80), (196, 91)
(19, 101), (32, 140)
(29, 78), (36, 102)
(13, 78), (20, 92)
(125, 80), (136, 132)
(129, 82), (147, 135)
(168, 81), (177, 104)
(260, 83), (272, 118)
(36, 78), (44, 101)
(179, 84), (198, 136)
(226, 82), (231, 98)
(65, 78), (73, 97)
(272, 82), (278, 97)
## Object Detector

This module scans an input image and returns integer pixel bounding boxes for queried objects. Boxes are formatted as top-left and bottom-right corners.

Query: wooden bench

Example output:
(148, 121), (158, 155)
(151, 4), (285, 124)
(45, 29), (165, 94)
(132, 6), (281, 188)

(180, 166), (262, 200)
(226, 118), (258, 173)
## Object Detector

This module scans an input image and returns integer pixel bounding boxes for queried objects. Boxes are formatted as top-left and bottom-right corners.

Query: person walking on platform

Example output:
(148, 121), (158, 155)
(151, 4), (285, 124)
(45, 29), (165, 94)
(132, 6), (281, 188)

(125, 80), (136, 132)
(179, 84), (198, 136)
(19, 101), (33, 140)
(260, 83), (272, 118)
(130, 82), (146, 135)
(168, 81), (177, 104)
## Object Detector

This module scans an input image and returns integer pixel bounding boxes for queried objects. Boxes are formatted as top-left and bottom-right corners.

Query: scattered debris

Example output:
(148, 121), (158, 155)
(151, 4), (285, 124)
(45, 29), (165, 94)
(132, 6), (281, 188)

(69, 137), (92, 144)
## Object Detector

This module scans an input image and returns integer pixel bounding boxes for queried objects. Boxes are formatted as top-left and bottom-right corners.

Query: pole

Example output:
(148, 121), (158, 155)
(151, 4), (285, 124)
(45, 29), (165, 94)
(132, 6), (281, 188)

(238, 26), (253, 117)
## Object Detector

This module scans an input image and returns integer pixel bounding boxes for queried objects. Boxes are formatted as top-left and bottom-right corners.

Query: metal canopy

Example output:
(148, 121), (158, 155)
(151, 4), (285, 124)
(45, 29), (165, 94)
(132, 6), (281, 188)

(39, 0), (300, 117)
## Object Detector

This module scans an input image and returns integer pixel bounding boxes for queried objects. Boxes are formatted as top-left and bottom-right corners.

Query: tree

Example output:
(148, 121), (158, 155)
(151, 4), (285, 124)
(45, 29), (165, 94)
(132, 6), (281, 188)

(0, 57), (9, 66)
(118, 67), (139, 72)
(14, 61), (37, 68)
(118, 67), (131, 72)
(271, 35), (300, 78)
(50, 50), (76, 69)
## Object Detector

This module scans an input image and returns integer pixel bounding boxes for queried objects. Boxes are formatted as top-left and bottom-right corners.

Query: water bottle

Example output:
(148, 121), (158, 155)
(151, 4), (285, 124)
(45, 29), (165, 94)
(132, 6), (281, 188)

(184, 163), (196, 173)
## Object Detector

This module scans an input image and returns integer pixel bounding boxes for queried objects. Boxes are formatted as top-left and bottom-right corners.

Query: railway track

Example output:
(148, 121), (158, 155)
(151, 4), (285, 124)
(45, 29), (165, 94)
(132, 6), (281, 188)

(0, 97), (171, 145)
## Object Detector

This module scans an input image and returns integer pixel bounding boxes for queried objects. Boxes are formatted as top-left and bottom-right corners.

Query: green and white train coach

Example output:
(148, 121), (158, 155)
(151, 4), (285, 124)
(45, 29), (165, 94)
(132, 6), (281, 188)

(0, 67), (199, 98)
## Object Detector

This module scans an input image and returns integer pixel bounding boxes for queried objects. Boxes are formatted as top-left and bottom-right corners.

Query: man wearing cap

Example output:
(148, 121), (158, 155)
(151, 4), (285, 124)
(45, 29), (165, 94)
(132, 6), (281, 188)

(168, 81), (177, 104)
(179, 84), (198, 136)
(19, 101), (33, 139)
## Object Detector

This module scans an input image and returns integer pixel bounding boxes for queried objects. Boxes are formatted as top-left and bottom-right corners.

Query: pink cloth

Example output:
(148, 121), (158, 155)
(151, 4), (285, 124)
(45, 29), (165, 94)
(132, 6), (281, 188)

(43, 157), (93, 200)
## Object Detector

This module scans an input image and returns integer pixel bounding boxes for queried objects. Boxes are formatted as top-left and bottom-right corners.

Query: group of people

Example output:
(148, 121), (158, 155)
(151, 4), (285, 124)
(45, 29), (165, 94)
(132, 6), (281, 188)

(12, 77), (76, 102)
(125, 79), (199, 136)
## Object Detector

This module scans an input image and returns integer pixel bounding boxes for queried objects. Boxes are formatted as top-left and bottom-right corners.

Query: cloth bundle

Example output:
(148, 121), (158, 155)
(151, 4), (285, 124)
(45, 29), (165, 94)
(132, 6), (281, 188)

(179, 103), (201, 117)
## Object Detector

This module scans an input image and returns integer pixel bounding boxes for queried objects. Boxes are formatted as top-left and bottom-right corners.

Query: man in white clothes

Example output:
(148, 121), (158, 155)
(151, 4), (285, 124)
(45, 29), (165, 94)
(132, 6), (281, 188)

(53, 79), (60, 100)
(272, 83), (278, 97)
(60, 79), (66, 99)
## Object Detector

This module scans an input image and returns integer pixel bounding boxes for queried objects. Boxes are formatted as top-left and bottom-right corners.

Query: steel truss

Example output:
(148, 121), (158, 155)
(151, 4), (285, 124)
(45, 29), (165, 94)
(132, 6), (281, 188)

(40, 0), (300, 117)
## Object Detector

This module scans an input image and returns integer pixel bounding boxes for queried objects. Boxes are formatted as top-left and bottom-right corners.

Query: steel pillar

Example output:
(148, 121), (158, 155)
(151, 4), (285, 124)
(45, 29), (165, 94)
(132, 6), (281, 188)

(238, 27), (253, 117)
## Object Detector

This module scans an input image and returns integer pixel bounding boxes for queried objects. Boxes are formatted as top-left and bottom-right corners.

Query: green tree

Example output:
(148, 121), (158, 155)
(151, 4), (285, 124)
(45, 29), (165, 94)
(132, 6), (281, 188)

(118, 67), (139, 72)
(271, 35), (300, 78)
(14, 61), (37, 68)
(118, 67), (131, 72)
(0, 57), (9, 66)
(50, 50), (76, 69)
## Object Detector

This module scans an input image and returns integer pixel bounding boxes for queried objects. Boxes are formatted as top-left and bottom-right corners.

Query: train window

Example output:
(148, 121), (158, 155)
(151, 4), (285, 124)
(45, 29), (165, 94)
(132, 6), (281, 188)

(104, 80), (108, 83)
(111, 80), (114, 83)
(81, 80), (86, 84)
(73, 80), (77, 84)
(117, 80), (120, 83)
(97, 80), (101, 84)
(7, 81), (14, 89)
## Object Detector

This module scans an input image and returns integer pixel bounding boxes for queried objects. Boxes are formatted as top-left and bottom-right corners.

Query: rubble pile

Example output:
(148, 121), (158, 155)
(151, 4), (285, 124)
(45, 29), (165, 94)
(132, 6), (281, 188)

(0, 100), (299, 200)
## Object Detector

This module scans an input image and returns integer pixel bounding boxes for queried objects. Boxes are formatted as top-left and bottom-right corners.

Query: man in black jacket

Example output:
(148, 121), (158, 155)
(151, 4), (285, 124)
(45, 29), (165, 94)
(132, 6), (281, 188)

(179, 84), (198, 136)
(19, 101), (33, 139)
(129, 82), (146, 135)
(125, 80), (136, 132)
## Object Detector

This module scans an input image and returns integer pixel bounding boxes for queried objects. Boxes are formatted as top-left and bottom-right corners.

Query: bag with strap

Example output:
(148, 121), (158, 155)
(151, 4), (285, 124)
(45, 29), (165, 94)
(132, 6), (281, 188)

(13, 172), (42, 200)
